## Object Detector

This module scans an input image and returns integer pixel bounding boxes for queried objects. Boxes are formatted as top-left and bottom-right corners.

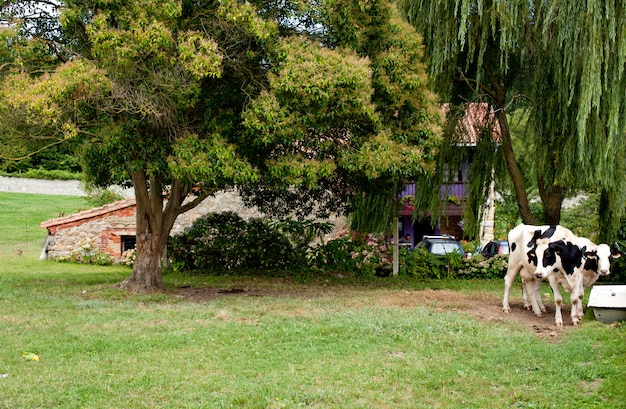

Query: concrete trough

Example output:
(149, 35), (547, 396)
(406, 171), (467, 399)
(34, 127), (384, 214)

(587, 285), (626, 323)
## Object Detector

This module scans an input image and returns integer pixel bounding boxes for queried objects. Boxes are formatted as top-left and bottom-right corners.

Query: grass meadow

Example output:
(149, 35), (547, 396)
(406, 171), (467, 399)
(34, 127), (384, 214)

(1, 192), (625, 408)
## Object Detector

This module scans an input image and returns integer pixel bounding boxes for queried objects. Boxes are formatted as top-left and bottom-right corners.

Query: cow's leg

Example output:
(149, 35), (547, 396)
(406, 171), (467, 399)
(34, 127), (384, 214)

(522, 276), (544, 317)
(530, 280), (545, 317)
(502, 266), (520, 313)
(547, 275), (564, 327)
(570, 277), (585, 325)
(533, 280), (547, 313)
(521, 280), (546, 312)
(521, 281), (531, 310)
(576, 288), (586, 320)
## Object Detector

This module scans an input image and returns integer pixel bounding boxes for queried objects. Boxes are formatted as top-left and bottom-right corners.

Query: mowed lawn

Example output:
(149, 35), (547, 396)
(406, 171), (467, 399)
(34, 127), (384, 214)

(1, 192), (625, 408)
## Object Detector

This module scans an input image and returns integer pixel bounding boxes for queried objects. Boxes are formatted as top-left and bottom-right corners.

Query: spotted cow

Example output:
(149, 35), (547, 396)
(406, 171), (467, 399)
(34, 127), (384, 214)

(524, 237), (621, 326)
(502, 224), (577, 320)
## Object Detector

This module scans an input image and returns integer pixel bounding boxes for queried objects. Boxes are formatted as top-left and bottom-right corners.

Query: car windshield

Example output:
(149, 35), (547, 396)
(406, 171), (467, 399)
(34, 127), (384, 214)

(431, 242), (463, 256)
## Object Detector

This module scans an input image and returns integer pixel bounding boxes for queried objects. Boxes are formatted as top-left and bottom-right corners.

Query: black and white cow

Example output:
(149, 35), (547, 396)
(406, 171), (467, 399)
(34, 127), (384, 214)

(502, 224), (577, 320)
(521, 238), (587, 326)
(523, 237), (621, 326)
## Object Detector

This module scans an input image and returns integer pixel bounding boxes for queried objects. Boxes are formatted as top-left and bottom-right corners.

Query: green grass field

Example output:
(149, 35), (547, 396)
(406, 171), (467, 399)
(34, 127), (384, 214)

(0, 192), (625, 408)
(0, 192), (88, 258)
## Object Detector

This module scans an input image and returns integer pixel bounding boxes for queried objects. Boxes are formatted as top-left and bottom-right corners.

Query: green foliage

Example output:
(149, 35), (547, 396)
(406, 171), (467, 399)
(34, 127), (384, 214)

(399, 0), (626, 237)
(458, 255), (509, 280)
(560, 193), (601, 241)
(349, 190), (396, 233)
(168, 212), (309, 273)
(1, 0), (442, 291)
(82, 184), (125, 208)
(401, 250), (507, 280)
(307, 231), (392, 276)
(400, 248), (447, 279)
(0, 168), (82, 180)
(494, 193), (602, 242)
(268, 218), (334, 259)
(307, 236), (364, 274)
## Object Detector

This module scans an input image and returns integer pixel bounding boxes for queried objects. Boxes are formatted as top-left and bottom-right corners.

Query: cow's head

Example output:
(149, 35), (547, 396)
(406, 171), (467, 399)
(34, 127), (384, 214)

(533, 239), (584, 279)
(584, 243), (621, 276)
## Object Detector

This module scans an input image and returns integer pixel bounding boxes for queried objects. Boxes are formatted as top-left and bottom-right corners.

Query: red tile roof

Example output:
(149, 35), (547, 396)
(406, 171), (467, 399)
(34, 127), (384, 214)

(40, 198), (136, 229)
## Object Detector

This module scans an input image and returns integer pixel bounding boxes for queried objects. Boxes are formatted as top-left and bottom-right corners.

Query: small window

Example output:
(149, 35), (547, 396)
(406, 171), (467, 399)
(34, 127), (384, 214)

(121, 235), (136, 252)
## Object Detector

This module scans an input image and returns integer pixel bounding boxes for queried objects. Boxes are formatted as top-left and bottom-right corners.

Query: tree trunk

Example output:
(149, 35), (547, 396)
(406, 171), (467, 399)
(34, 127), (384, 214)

(118, 170), (207, 293)
(119, 201), (166, 293)
(538, 178), (564, 225)
(495, 109), (539, 225)
(484, 65), (539, 226)
(119, 170), (170, 293)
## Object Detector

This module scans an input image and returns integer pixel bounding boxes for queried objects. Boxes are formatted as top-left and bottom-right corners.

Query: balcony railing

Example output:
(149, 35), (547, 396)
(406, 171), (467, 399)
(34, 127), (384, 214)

(399, 182), (467, 202)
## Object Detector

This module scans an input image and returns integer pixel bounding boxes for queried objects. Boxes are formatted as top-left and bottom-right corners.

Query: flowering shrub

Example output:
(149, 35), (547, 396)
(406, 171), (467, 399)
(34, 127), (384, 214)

(56, 239), (113, 265)
(120, 249), (136, 267)
(457, 254), (508, 279)
(308, 231), (391, 276)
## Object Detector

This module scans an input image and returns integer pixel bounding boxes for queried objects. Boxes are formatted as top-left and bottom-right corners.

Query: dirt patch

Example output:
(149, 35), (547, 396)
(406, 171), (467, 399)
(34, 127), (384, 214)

(173, 284), (576, 339)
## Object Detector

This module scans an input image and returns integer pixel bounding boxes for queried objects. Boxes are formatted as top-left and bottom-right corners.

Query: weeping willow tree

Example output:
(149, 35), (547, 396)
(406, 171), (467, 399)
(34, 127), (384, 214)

(398, 0), (626, 241)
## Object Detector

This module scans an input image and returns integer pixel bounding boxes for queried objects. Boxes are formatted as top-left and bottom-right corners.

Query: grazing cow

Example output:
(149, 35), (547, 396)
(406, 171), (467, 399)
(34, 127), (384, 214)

(524, 238), (621, 326)
(502, 224), (577, 319)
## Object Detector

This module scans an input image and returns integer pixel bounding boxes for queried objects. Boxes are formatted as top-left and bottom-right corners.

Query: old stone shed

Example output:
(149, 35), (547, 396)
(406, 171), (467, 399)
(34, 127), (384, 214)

(41, 198), (138, 260)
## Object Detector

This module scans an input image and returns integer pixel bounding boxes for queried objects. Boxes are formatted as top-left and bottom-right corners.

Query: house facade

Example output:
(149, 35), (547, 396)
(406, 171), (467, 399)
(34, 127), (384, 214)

(398, 103), (500, 246)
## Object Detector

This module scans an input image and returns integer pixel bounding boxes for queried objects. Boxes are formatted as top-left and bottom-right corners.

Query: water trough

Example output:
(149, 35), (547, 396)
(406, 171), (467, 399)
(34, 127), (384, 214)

(587, 285), (626, 323)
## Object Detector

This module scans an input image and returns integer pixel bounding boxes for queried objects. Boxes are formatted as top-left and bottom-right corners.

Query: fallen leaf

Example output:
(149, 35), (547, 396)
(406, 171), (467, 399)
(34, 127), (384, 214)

(22, 352), (40, 361)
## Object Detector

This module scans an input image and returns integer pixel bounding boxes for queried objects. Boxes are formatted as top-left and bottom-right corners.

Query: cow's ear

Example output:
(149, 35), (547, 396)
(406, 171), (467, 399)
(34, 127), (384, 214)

(611, 253), (622, 259)
(584, 252), (597, 259)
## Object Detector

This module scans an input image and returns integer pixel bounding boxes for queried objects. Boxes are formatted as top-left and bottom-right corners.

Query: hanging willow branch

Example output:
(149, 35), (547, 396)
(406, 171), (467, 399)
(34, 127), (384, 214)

(349, 189), (398, 233)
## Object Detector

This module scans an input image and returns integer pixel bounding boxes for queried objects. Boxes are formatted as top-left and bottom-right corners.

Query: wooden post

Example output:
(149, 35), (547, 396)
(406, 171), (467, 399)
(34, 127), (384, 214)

(392, 217), (399, 276)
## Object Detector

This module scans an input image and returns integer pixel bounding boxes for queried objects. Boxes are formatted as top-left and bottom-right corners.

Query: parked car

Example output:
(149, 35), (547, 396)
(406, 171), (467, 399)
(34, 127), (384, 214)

(480, 240), (509, 258)
(415, 235), (467, 258)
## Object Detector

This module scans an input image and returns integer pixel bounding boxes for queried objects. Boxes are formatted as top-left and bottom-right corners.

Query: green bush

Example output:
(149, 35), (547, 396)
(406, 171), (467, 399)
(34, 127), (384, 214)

(307, 231), (391, 276)
(400, 248), (467, 279)
(457, 254), (509, 279)
(168, 212), (316, 273)
(399, 248), (446, 278)
(0, 168), (82, 180)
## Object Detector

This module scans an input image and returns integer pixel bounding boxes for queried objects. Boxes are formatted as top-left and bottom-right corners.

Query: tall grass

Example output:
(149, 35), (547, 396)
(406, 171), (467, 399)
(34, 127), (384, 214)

(0, 192), (625, 408)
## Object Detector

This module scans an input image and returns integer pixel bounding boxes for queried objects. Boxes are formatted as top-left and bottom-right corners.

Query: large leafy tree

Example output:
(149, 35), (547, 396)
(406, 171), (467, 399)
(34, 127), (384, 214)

(241, 0), (442, 232)
(1, 0), (441, 291)
(399, 0), (626, 240)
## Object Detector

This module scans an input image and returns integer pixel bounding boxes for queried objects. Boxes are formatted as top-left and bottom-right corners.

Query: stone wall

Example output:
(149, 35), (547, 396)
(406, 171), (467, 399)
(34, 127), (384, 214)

(170, 189), (264, 236)
(172, 189), (348, 244)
